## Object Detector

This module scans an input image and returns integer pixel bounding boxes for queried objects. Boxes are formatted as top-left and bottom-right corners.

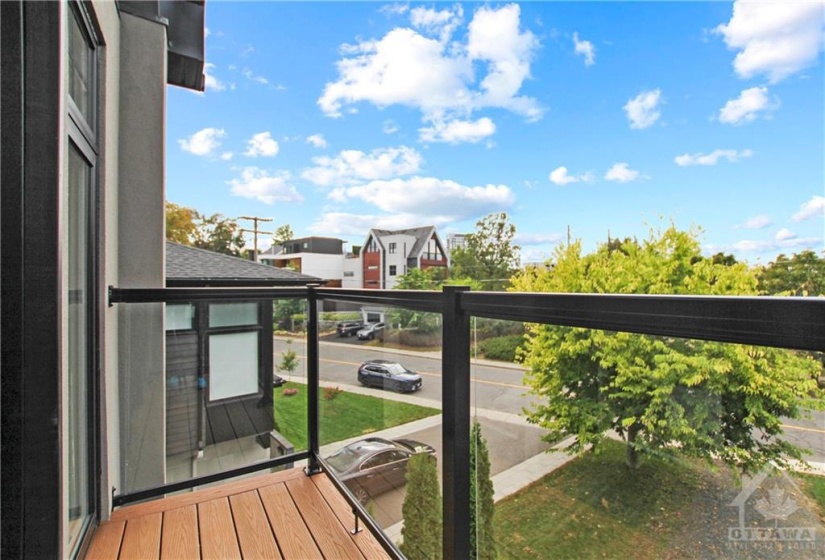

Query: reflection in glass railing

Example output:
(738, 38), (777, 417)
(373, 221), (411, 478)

(317, 298), (443, 555)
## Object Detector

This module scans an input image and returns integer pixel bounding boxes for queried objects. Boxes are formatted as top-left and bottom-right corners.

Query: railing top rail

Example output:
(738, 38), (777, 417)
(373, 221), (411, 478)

(109, 286), (824, 351)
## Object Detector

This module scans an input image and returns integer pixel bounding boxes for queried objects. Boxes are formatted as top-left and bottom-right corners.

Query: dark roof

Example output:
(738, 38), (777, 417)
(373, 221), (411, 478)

(165, 242), (321, 287)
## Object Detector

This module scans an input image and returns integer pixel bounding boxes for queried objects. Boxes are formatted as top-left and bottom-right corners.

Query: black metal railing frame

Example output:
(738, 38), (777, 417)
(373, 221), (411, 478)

(108, 285), (825, 559)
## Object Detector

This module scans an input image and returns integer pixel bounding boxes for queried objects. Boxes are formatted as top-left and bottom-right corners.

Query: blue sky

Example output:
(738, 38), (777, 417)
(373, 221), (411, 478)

(166, 1), (825, 264)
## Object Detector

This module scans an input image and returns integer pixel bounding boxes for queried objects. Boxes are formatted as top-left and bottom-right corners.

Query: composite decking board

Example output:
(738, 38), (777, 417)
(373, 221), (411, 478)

(84, 520), (125, 559)
(312, 474), (392, 560)
(258, 483), (324, 559)
(118, 513), (162, 560)
(229, 490), (283, 559)
(160, 505), (199, 560)
(198, 498), (242, 560)
(110, 468), (304, 521)
(286, 476), (366, 560)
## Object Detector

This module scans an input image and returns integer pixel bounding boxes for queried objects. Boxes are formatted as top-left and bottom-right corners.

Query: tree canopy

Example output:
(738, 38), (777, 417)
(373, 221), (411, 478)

(165, 202), (246, 257)
(272, 224), (295, 247)
(450, 213), (521, 291)
(757, 250), (825, 296)
(400, 453), (442, 560)
(510, 226), (823, 472)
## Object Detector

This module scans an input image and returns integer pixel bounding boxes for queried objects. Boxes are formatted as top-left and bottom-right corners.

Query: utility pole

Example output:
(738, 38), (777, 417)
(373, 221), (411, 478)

(238, 216), (273, 261)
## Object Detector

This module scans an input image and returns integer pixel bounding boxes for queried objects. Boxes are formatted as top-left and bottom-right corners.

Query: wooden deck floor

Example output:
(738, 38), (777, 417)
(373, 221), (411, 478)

(84, 468), (391, 559)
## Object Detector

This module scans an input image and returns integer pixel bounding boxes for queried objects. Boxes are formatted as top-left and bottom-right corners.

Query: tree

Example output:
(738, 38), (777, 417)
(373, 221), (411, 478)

(400, 453), (442, 560)
(510, 226), (823, 472)
(470, 421), (495, 560)
(276, 339), (298, 382)
(165, 201), (197, 244)
(451, 212), (521, 291)
(758, 250), (825, 296)
(192, 212), (246, 257)
(272, 224), (295, 247)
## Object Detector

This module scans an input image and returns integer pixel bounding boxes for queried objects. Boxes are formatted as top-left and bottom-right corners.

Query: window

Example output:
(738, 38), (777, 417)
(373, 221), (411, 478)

(209, 302), (258, 327)
(165, 304), (195, 331)
(389, 242), (396, 254)
(66, 2), (99, 553)
(389, 265), (397, 276)
(344, 271), (354, 277)
(365, 236), (379, 253)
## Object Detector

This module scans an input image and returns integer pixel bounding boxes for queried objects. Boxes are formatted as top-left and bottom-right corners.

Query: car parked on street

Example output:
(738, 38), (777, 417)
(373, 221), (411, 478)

(357, 359), (422, 392)
(337, 321), (364, 337)
(324, 437), (436, 504)
(356, 322), (388, 340)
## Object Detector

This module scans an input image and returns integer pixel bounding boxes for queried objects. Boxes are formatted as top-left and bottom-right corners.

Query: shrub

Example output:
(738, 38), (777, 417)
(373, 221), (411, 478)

(476, 334), (523, 362)
(323, 386), (343, 401)
(397, 330), (441, 348)
(401, 453), (442, 560)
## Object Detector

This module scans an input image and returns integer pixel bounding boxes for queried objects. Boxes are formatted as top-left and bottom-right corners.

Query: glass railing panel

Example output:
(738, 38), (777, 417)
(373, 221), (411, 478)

(480, 323), (825, 559)
(318, 297), (444, 556)
(117, 297), (309, 497)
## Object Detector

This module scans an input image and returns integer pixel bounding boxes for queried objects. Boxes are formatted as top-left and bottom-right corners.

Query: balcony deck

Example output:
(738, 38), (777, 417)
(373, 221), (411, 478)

(85, 467), (390, 559)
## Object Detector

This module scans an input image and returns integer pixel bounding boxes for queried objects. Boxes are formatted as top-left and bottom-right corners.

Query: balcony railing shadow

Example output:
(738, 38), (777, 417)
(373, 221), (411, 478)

(100, 285), (825, 559)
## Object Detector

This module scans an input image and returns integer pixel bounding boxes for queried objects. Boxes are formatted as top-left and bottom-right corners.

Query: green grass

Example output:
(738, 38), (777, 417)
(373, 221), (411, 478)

(494, 440), (716, 560)
(273, 382), (439, 450)
(797, 472), (825, 514)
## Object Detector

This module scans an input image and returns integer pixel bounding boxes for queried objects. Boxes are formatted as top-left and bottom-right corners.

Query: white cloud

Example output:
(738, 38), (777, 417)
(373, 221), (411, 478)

(410, 5), (463, 43)
(604, 162), (640, 183)
(548, 166), (593, 186)
(715, 0), (825, 83)
(306, 134), (328, 149)
(419, 117), (496, 144)
(718, 87), (777, 125)
(335, 176), (515, 218)
(205, 27), (211, 38)
(775, 228), (797, 241)
(515, 233), (563, 245)
(380, 3), (409, 16)
(203, 63), (227, 93)
(383, 120), (399, 134)
(178, 127), (226, 156)
(792, 195), (825, 222)
(302, 145), (422, 187)
(624, 89), (662, 129)
(738, 215), (772, 230)
(242, 68), (269, 85)
(220, 152), (233, 161)
(244, 132), (280, 157)
(674, 148), (753, 166)
(573, 32), (595, 66)
(228, 167), (303, 205)
(731, 236), (821, 254)
(318, 4), (541, 143)
(310, 212), (453, 235)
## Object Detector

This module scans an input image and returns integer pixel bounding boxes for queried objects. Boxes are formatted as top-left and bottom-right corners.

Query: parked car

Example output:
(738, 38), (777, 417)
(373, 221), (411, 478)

(336, 321), (364, 337)
(356, 322), (388, 340)
(357, 360), (422, 392)
(273, 373), (286, 388)
(324, 437), (436, 504)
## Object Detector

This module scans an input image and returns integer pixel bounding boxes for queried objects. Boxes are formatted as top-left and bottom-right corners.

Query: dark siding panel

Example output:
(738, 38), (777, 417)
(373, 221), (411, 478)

(165, 332), (198, 456)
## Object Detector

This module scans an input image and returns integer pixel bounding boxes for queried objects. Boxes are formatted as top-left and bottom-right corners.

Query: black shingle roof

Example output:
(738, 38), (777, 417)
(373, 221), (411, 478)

(165, 242), (321, 286)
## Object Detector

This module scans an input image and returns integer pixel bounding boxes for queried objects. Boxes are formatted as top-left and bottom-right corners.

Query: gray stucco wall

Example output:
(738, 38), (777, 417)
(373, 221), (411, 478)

(116, 12), (167, 494)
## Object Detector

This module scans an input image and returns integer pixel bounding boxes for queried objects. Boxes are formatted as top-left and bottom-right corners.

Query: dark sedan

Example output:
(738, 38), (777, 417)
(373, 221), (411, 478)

(357, 360), (422, 393)
(324, 437), (436, 504)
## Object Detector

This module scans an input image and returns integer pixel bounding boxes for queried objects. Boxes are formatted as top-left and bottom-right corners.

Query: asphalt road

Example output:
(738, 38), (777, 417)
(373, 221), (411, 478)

(275, 335), (825, 464)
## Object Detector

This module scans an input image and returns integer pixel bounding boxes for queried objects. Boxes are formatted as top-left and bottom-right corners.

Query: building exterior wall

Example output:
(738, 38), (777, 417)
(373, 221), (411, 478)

(270, 252), (344, 282)
(342, 256), (362, 289)
(116, 11), (167, 496)
(363, 250), (382, 289)
(379, 233), (416, 289)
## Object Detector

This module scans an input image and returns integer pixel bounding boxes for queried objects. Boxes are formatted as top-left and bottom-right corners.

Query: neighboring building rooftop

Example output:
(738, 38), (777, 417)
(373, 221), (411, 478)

(370, 225), (438, 257)
(165, 241), (321, 286)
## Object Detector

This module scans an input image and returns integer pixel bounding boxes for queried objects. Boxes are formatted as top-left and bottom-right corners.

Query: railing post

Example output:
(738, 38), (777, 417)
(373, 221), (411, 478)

(306, 286), (322, 474)
(442, 285), (471, 559)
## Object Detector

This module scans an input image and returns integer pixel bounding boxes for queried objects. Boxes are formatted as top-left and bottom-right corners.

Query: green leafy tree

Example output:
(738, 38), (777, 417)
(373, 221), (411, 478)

(511, 226), (822, 472)
(277, 339), (298, 382)
(758, 250), (825, 296)
(470, 421), (495, 560)
(272, 224), (295, 247)
(274, 299), (304, 332)
(165, 201), (197, 244)
(451, 212), (521, 291)
(400, 453), (442, 560)
(192, 212), (246, 257)
(394, 268), (441, 290)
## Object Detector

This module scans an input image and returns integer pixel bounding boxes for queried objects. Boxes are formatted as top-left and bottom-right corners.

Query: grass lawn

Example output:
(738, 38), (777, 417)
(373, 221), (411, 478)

(797, 472), (825, 515)
(495, 440), (726, 559)
(273, 382), (439, 451)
